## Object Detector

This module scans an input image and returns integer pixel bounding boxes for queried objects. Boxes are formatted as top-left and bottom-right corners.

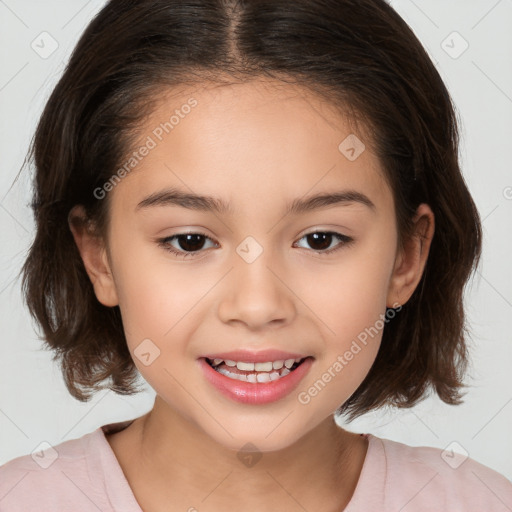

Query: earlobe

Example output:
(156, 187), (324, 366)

(386, 203), (435, 308)
(68, 205), (119, 307)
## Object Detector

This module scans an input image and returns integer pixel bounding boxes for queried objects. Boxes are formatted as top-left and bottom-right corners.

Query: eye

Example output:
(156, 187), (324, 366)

(293, 231), (354, 255)
(157, 230), (354, 259)
(158, 231), (218, 259)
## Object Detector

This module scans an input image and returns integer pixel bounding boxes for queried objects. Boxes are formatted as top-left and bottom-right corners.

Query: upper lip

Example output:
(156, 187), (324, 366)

(201, 349), (311, 363)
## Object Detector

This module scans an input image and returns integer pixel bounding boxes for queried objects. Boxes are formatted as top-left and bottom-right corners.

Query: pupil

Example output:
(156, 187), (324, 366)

(307, 233), (331, 251)
(178, 234), (205, 252)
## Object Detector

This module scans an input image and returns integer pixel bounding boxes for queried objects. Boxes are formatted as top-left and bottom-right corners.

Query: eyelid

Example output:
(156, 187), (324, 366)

(157, 230), (218, 259)
(293, 230), (354, 255)
(157, 228), (354, 259)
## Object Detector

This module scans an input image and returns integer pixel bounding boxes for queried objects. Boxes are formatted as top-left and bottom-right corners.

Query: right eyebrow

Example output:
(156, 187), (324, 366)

(135, 188), (232, 214)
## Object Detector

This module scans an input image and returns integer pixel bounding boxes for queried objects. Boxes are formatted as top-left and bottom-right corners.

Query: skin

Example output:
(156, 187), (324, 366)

(69, 78), (435, 511)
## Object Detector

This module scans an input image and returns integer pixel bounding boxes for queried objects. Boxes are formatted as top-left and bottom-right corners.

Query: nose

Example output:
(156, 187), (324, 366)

(217, 251), (296, 331)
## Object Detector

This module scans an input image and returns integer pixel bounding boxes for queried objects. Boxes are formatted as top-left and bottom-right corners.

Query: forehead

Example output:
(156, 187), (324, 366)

(109, 78), (393, 219)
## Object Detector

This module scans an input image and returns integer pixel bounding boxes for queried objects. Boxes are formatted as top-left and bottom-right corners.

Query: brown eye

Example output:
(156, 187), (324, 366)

(294, 231), (354, 255)
(158, 232), (217, 258)
(172, 234), (207, 252)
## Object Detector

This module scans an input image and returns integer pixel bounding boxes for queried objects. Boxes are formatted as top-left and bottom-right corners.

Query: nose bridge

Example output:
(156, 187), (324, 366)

(217, 235), (295, 328)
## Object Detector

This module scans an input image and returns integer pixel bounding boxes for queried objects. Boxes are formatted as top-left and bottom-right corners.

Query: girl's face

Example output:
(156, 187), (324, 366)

(77, 79), (432, 452)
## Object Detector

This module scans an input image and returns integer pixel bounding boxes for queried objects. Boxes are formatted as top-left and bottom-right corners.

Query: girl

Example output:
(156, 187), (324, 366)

(1, 0), (511, 510)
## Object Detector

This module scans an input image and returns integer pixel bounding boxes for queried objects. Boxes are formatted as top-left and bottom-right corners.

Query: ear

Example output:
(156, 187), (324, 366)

(68, 205), (119, 307)
(386, 203), (435, 308)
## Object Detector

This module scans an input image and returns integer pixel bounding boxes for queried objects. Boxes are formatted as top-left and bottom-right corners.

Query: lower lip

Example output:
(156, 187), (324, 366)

(198, 357), (314, 405)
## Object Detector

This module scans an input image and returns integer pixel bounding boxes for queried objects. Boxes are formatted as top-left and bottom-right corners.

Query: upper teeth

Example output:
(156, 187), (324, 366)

(212, 358), (303, 371)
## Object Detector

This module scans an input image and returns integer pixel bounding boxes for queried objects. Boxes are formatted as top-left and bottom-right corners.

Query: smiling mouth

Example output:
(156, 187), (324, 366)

(204, 356), (310, 383)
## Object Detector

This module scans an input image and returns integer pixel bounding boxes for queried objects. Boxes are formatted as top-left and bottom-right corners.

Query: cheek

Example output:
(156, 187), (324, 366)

(296, 263), (391, 412)
(302, 249), (394, 340)
(295, 229), (397, 392)
(112, 244), (215, 351)
(328, 268), (389, 340)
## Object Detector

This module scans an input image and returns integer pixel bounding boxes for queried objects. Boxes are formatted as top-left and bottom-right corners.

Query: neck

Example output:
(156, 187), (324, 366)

(111, 396), (367, 511)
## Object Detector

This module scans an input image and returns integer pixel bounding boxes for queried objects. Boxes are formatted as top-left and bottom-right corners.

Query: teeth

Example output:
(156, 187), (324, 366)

(256, 372), (270, 383)
(255, 371), (285, 382)
(213, 363), (298, 383)
(210, 357), (304, 370)
(208, 356), (308, 383)
(254, 362), (273, 371)
(237, 361), (255, 371)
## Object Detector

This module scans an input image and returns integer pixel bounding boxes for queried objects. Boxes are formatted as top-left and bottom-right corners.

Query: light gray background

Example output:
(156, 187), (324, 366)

(1, 0), (511, 481)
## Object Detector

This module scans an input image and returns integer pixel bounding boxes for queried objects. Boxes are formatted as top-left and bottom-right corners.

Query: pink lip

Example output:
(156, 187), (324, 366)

(201, 349), (309, 363)
(198, 356), (314, 405)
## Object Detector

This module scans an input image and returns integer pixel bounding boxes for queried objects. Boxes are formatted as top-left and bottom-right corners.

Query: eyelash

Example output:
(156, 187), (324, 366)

(157, 230), (355, 259)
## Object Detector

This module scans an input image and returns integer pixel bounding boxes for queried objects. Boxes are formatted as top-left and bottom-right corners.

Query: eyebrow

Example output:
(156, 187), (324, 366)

(135, 187), (376, 215)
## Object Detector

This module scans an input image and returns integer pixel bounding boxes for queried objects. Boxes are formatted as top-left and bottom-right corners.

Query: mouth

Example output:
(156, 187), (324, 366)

(199, 354), (315, 404)
(203, 356), (311, 383)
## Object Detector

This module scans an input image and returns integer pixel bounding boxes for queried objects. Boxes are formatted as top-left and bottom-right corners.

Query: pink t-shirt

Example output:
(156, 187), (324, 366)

(1, 419), (511, 511)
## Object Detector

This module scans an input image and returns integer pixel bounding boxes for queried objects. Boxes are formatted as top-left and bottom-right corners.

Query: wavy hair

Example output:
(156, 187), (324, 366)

(19, 0), (482, 421)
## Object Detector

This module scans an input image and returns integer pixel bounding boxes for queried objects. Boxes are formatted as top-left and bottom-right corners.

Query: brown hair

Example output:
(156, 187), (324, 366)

(18, 0), (482, 422)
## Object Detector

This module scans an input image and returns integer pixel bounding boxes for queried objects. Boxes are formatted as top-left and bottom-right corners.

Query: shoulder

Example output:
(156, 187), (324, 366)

(374, 435), (512, 511)
(0, 427), (109, 511)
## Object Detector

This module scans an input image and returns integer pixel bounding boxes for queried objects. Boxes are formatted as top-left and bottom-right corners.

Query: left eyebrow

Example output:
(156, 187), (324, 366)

(135, 187), (376, 215)
(287, 190), (376, 215)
